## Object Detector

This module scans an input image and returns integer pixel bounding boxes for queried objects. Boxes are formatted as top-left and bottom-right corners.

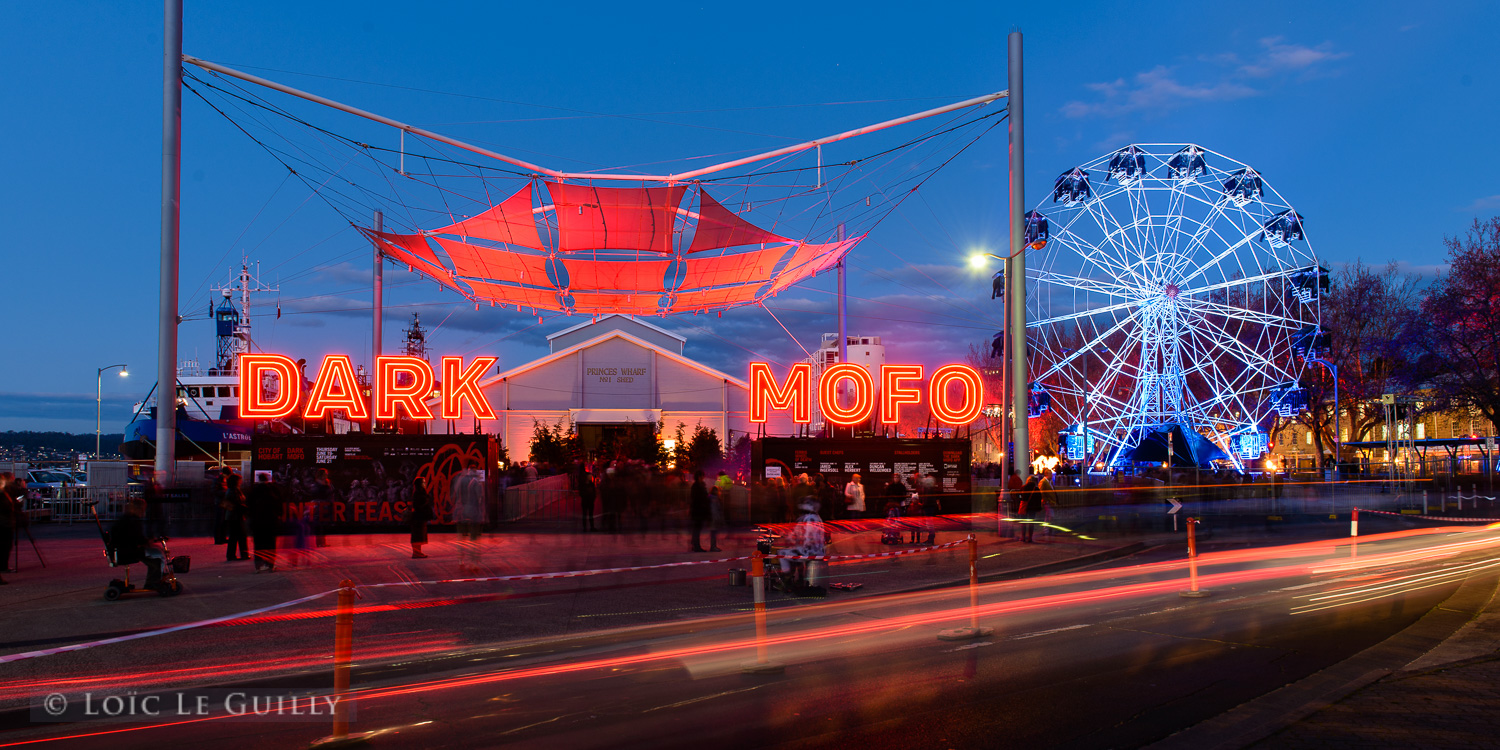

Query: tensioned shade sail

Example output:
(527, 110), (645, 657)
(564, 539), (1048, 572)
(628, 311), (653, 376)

(365, 229), (458, 288)
(687, 190), (789, 253)
(460, 279), (561, 311)
(435, 237), (551, 286)
(546, 182), (687, 253)
(769, 236), (862, 294)
(680, 244), (790, 290)
(671, 285), (762, 311)
(568, 292), (665, 315)
(560, 258), (672, 293)
(430, 183), (545, 250)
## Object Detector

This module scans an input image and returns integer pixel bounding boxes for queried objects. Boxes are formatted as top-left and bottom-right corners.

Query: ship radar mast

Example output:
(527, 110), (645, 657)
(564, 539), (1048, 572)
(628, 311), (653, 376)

(402, 313), (428, 360)
(210, 259), (278, 375)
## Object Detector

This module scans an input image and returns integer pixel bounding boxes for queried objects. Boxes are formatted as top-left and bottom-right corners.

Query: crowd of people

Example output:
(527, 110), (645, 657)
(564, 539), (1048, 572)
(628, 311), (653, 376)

(198, 457), (490, 573)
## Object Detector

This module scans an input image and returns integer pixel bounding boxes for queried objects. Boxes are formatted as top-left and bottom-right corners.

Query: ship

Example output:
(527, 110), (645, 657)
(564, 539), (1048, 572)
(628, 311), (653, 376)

(121, 261), (284, 461)
(120, 263), (432, 460)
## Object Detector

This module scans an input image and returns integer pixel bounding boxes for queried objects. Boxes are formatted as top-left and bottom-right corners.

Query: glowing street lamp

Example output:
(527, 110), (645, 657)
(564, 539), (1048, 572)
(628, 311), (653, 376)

(96, 364), (129, 458)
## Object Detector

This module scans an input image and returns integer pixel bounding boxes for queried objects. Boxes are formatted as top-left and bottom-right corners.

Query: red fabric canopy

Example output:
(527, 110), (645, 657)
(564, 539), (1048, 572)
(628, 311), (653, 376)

(687, 190), (788, 253)
(546, 182), (686, 253)
(769, 236), (861, 294)
(378, 242), (458, 289)
(671, 285), (763, 311)
(368, 229), (442, 267)
(680, 244), (790, 290)
(560, 258), (672, 293)
(365, 229), (456, 287)
(460, 279), (561, 311)
(568, 292), (664, 315)
(435, 237), (551, 286)
(432, 184), (545, 250)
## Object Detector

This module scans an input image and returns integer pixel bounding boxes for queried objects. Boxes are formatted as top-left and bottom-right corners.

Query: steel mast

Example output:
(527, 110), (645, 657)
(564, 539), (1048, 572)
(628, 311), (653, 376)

(1007, 30), (1030, 479)
(155, 0), (183, 484)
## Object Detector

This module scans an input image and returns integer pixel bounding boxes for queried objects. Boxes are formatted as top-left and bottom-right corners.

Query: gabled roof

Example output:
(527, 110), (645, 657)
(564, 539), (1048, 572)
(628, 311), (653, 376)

(477, 329), (748, 390)
(545, 314), (686, 343)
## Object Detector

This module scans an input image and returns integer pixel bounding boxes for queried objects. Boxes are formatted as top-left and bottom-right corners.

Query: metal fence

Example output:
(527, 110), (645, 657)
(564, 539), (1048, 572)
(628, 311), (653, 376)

(25, 487), (136, 524)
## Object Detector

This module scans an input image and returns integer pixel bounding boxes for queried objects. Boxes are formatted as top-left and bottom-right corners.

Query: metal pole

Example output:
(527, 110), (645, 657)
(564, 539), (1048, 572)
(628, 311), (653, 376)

(837, 223), (847, 403)
(1007, 30), (1030, 480)
(372, 211), (383, 434)
(96, 369), (103, 458)
(1001, 256), (1011, 478)
(155, 0), (183, 486)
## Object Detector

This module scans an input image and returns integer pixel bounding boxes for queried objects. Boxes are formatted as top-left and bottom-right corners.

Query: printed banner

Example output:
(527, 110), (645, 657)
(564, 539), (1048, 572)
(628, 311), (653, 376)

(251, 435), (496, 527)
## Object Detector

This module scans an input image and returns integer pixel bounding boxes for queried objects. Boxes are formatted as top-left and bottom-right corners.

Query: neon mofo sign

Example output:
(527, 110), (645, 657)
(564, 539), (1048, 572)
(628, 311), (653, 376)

(239, 354), (496, 421)
(748, 362), (985, 426)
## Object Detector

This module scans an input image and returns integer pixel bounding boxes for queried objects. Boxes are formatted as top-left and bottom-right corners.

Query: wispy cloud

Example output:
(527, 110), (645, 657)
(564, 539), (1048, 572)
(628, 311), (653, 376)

(1239, 37), (1349, 77)
(1062, 37), (1347, 119)
(1061, 66), (1259, 118)
(1460, 194), (1500, 214)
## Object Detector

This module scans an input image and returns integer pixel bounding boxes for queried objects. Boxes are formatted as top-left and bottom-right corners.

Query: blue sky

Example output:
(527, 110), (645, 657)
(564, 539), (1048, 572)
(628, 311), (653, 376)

(4, 0), (1497, 433)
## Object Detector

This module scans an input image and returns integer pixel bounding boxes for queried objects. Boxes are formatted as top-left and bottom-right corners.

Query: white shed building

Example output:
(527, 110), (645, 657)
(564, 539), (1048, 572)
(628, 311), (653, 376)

(445, 316), (792, 461)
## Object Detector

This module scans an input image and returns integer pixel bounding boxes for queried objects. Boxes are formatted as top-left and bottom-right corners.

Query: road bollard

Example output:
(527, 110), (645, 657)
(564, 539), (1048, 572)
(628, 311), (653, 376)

(939, 533), (994, 640)
(740, 547), (784, 674)
(1179, 517), (1212, 598)
(1350, 507), (1359, 559)
(1423, 490), (1429, 515)
(312, 580), (369, 748)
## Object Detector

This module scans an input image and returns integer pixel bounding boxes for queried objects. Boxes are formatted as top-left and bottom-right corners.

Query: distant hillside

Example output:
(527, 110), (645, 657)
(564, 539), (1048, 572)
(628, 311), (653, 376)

(0, 431), (124, 452)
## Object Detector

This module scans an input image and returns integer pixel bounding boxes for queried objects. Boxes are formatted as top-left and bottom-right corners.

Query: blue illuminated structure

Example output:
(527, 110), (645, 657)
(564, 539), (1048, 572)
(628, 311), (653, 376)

(1025, 144), (1322, 470)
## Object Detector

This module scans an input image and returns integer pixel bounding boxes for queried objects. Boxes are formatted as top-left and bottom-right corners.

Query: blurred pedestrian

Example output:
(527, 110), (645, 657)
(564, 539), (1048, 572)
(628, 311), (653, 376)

(689, 470), (710, 552)
(1037, 469), (1057, 541)
(308, 468), (334, 547)
(577, 464), (597, 532)
(409, 476), (433, 559)
(1002, 472), (1023, 539)
(707, 485), (726, 552)
(222, 473), (249, 562)
(451, 459), (487, 572)
(247, 472), (283, 573)
(0, 472), (18, 581)
(1019, 473), (1042, 543)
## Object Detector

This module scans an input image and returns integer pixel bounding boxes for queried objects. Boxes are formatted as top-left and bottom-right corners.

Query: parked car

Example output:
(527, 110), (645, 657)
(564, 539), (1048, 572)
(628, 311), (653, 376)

(26, 469), (83, 497)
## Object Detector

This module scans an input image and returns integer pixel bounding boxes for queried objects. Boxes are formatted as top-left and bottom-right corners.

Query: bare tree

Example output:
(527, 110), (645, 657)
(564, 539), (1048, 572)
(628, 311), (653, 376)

(1402, 218), (1500, 433)
(1297, 261), (1421, 456)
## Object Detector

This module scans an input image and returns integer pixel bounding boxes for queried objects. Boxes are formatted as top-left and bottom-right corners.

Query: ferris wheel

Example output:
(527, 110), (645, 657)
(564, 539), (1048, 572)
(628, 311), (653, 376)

(1023, 144), (1324, 470)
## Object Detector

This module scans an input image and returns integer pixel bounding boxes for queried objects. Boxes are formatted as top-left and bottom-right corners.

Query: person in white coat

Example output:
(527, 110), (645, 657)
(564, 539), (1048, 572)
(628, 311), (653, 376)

(843, 474), (866, 519)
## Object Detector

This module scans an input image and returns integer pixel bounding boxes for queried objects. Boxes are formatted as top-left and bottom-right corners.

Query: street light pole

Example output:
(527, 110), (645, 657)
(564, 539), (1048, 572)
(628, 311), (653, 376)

(1309, 357), (1340, 469)
(96, 364), (129, 457)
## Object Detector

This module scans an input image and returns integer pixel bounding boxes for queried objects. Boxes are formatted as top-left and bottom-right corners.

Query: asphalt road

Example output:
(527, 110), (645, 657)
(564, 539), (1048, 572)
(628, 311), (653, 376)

(11, 524), (1497, 750)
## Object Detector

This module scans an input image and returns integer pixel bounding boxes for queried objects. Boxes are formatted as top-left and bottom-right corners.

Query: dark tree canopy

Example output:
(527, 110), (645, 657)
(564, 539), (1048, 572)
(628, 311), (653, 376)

(1402, 217), (1500, 433)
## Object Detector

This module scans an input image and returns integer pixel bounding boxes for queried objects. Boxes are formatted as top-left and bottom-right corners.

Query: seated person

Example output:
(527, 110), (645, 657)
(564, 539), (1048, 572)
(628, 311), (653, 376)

(778, 499), (827, 583)
(110, 498), (164, 586)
